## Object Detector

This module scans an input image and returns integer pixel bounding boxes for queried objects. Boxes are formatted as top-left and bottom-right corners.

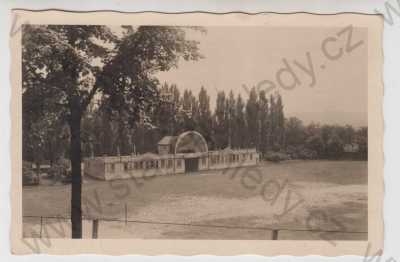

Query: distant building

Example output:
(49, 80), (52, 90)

(157, 136), (177, 155)
(343, 143), (360, 153)
(84, 131), (260, 180)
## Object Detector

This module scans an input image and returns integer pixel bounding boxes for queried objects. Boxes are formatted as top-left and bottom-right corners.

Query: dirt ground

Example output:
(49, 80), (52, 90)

(22, 160), (368, 240)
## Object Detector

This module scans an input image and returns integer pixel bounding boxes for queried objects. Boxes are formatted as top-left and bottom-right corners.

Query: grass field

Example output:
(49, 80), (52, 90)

(23, 160), (368, 240)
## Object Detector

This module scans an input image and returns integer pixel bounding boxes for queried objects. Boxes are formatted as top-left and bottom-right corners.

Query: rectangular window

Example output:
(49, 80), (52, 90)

(161, 159), (165, 168)
(250, 154), (253, 160)
(124, 162), (129, 171)
(202, 157), (207, 166)
(177, 159), (182, 168)
(109, 163), (115, 173)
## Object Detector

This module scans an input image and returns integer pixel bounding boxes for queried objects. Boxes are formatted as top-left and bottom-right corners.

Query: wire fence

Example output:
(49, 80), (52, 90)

(22, 214), (368, 240)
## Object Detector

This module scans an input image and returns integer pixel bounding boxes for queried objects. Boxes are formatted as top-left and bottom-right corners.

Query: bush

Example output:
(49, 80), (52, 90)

(264, 151), (290, 162)
(297, 148), (318, 160)
(285, 146), (317, 160)
(286, 145), (299, 159)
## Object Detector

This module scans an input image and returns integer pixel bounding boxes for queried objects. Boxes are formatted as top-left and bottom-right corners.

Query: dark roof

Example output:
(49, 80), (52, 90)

(158, 136), (177, 146)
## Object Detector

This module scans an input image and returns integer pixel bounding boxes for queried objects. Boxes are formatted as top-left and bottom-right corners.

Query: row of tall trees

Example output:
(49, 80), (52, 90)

(24, 81), (368, 164)
(75, 85), (286, 157)
(73, 84), (366, 161)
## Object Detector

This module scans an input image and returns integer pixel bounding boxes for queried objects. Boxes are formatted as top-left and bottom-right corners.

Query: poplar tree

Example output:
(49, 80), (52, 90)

(258, 90), (269, 155)
(234, 94), (246, 149)
(226, 90), (236, 148)
(198, 87), (212, 146)
(276, 94), (285, 147)
(245, 87), (259, 149)
(214, 91), (228, 149)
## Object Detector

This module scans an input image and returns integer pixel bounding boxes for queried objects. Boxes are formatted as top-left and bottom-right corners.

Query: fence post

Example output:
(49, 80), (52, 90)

(92, 219), (99, 239)
(124, 203), (128, 225)
(39, 216), (43, 238)
(272, 229), (278, 240)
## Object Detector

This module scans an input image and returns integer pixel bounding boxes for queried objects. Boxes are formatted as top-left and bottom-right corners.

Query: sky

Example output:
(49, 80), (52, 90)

(156, 26), (368, 127)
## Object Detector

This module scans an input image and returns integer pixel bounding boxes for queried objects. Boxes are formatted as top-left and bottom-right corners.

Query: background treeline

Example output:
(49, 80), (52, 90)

(23, 83), (367, 165)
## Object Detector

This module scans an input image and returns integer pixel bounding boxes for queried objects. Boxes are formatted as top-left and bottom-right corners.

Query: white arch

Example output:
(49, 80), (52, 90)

(174, 131), (208, 155)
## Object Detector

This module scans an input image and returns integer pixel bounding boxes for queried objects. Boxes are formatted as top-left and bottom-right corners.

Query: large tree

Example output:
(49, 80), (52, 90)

(258, 90), (269, 155)
(214, 91), (228, 149)
(275, 94), (285, 147)
(285, 117), (305, 148)
(246, 87), (259, 149)
(197, 86), (212, 146)
(22, 25), (202, 238)
(234, 94), (246, 149)
(181, 89), (198, 131)
(226, 90), (236, 148)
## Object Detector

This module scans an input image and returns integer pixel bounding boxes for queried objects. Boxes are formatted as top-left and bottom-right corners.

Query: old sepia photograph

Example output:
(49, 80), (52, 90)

(11, 11), (383, 255)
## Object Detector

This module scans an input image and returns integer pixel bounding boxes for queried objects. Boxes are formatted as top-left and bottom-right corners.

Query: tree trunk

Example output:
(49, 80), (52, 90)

(69, 106), (82, 238)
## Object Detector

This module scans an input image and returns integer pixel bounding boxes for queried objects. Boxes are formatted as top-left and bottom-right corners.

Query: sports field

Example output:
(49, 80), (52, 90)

(23, 160), (368, 240)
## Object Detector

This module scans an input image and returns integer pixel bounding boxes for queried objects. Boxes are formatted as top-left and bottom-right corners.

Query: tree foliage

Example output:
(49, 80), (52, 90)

(22, 25), (203, 238)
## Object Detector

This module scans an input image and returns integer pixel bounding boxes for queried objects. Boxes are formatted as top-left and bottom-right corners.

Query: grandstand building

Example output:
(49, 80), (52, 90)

(84, 131), (259, 180)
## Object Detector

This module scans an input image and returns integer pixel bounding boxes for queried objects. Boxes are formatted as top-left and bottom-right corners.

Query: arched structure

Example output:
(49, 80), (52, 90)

(85, 130), (259, 180)
(174, 131), (208, 154)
